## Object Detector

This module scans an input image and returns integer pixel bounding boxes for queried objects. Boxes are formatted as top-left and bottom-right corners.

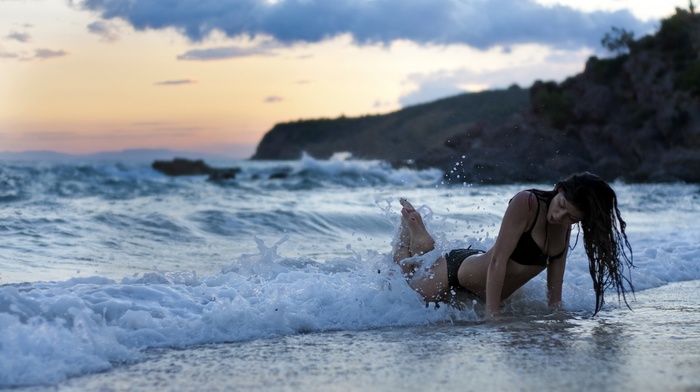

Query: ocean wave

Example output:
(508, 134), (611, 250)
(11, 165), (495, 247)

(0, 241), (459, 388)
(1, 159), (699, 388)
(0, 156), (444, 206)
(2, 226), (700, 388)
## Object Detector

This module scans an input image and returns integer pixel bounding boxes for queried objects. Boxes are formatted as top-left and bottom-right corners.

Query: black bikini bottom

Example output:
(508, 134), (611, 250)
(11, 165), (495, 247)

(445, 248), (485, 290)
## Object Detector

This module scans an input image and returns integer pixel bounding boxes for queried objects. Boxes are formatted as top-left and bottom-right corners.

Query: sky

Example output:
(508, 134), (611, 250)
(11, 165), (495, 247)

(0, 0), (690, 158)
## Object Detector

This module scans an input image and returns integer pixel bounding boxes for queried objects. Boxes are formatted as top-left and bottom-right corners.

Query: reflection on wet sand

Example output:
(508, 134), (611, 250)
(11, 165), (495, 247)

(46, 282), (700, 392)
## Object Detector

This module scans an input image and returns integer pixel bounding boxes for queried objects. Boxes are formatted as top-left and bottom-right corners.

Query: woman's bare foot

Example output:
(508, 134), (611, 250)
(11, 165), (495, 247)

(399, 199), (435, 256)
(392, 207), (411, 265)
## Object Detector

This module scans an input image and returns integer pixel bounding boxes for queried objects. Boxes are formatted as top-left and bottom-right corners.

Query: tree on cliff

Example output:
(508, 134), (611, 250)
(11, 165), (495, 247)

(600, 26), (635, 55)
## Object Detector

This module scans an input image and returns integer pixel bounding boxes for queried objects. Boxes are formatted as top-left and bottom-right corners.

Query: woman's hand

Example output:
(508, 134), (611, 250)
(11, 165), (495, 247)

(484, 308), (500, 320)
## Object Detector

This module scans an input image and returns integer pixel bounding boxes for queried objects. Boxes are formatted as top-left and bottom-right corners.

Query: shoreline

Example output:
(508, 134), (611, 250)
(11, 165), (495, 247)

(22, 280), (700, 392)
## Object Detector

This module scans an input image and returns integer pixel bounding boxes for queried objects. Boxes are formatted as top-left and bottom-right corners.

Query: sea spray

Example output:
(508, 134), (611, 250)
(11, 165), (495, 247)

(0, 236), (478, 388)
(1, 158), (699, 387)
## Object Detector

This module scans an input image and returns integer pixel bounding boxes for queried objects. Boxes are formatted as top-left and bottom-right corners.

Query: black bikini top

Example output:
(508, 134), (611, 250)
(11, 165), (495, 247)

(509, 193), (565, 266)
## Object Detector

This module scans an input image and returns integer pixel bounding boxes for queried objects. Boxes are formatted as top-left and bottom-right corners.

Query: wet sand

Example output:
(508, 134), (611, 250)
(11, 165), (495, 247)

(24, 280), (700, 392)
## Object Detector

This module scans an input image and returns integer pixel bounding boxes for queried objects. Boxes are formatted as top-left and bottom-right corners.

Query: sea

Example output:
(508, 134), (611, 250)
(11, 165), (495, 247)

(1, 154), (699, 391)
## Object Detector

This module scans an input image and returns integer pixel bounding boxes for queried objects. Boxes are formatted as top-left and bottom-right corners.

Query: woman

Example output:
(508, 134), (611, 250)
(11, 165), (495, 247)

(393, 172), (633, 318)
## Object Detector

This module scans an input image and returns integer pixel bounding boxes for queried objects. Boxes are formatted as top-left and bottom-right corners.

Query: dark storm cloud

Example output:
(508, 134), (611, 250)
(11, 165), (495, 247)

(77, 0), (654, 50)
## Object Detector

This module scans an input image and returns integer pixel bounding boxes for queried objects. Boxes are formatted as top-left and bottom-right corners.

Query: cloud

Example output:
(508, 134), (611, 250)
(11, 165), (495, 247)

(177, 43), (279, 61)
(0, 49), (19, 59)
(399, 52), (591, 106)
(33, 48), (68, 59)
(264, 96), (283, 103)
(154, 79), (197, 86)
(145, 126), (203, 137)
(6, 31), (31, 43)
(373, 99), (393, 109)
(400, 72), (466, 107)
(14, 127), (204, 142)
(77, 0), (654, 50)
(0, 48), (68, 61)
(87, 20), (120, 42)
(132, 121), (167, 126)
(16, 131), (78, 141)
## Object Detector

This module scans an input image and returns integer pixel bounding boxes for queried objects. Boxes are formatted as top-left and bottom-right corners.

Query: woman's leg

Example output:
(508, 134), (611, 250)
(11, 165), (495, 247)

(392, 199), (448, 302)
(399, 199), (435, 255)
(409, 256), (450, 303)
(392, 207), (412, 273)
(392, 199), (435, 273)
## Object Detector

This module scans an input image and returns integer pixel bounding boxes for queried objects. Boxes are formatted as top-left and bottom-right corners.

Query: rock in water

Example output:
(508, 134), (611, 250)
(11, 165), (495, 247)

(152, 158), (241, 181)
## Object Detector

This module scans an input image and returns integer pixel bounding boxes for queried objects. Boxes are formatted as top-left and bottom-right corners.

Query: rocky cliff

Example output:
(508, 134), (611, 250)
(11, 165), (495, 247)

(253, 8), (700, 184)
(252, 87), (530, 164)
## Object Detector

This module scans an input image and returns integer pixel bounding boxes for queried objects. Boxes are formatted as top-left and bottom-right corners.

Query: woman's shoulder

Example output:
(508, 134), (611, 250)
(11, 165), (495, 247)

(509, 190), (539, 210)
(500, 190), (539, 235)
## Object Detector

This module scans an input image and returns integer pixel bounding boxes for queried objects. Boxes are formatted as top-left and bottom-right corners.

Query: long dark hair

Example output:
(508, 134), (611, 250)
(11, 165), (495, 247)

(555, 172), (634, 315)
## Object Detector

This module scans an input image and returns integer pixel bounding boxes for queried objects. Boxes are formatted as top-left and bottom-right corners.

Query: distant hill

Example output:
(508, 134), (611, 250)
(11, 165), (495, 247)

(0, 149), (229, 163)
(251, 86), (530, 163)
(253, 7), (700, 184)
(0, 150), (72, 161)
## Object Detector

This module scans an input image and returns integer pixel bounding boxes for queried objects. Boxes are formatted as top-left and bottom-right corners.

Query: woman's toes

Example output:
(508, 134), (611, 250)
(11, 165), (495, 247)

(400, 198), (415, 211)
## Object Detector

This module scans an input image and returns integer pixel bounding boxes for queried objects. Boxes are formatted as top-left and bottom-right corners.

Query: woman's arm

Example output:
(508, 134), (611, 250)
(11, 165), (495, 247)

(485, 191), (534, 318)
(546, 227), (571, 310)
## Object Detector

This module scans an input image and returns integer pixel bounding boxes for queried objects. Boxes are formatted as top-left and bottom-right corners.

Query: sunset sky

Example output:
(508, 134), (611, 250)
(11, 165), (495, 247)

(0, 0), (689, 158)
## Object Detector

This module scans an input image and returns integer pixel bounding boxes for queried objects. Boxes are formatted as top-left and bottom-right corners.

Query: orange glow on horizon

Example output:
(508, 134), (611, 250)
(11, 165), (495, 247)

(1, 0), (688, 156)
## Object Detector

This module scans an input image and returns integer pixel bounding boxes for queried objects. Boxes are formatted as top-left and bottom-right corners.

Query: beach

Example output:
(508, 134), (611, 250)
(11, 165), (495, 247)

(18, 280), (697, 392)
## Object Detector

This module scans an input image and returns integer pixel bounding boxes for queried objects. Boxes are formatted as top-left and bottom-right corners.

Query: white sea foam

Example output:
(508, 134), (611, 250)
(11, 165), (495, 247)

(0, 158), (698, 387)
(0, 241), (464, 387)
